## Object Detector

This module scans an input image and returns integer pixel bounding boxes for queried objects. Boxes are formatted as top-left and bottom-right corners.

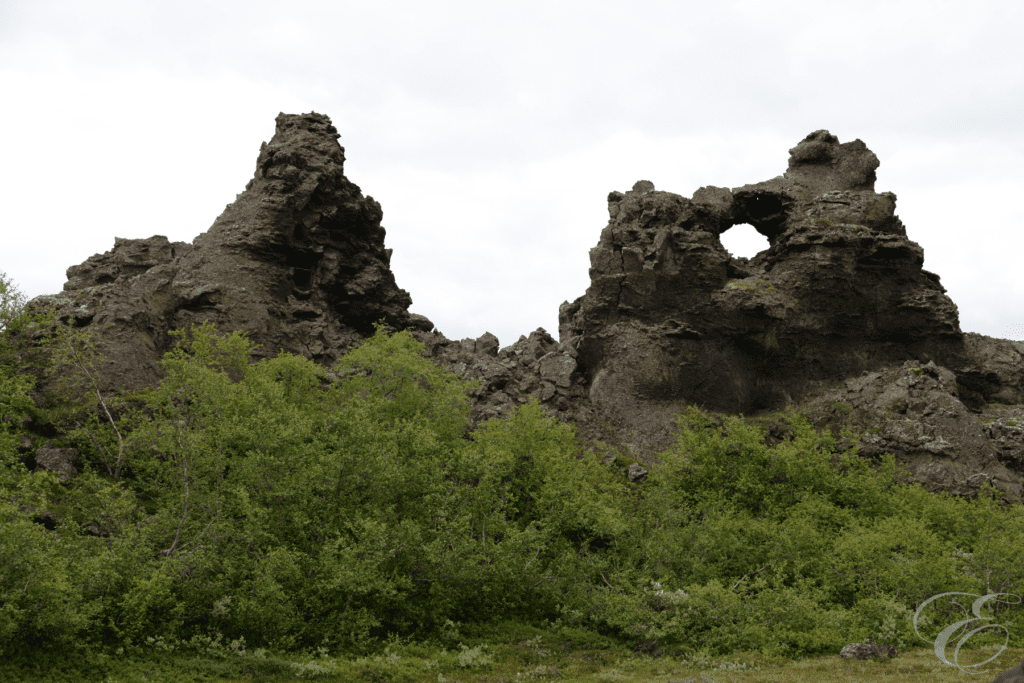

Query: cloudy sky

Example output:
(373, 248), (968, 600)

(3, 1), (1023, 349)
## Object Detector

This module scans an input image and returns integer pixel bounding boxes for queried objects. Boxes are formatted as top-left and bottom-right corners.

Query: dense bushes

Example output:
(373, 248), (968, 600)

(107, 320), (629, 651)
(2, 268), (1024, 665)
(0, 307), (631, 656)
(569, 406), (1024, 658)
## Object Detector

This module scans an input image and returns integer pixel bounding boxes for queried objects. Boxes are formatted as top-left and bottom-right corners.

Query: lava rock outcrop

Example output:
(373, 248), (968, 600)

(28, 112), (433, 396)
(780, 358), (1024, 501)
(19, 119), (1024, 503)
(549, 129), (1024, 500)
(559, 131), (969, 452)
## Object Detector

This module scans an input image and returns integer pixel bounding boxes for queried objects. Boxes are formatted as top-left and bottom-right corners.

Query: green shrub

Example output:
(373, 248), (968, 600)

(826, 514), (959, 607)
(0, 495), (108, 651)
(67, 320), (634, 652)
(650, 405), (902, 519)
(5, 269), (1024, 666)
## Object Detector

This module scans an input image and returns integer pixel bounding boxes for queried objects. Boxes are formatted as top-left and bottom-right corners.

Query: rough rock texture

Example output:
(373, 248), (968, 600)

(839, 638), (898, 660)
(32, 444), (79, 483)
(793, 360), (1024, 500)
(558, 130), (969, 457)
(27, 112), (433, 397)
(548, 130), (1024, 500)
(408, 327), (585, 427)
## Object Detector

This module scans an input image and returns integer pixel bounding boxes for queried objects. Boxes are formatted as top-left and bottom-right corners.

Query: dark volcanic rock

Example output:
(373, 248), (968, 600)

(562, 131), (962, 419)
(794, 360), (1024, 501)
(556, 130), (990, 464)
(32, 443), (79, 483)
(542, 130), (1024, 499)
(411, 327), (585, 427)
(18, 121), (1024, 503)
(27, 112), (434, 397)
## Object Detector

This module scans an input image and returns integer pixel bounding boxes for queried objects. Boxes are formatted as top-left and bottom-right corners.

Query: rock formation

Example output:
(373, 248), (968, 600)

(560, 131), (965, 445)
(555, 130), (1024, 500)
(18, 119), (1024, 504)
(30, 442), (79, 484)
(28, 112), (433, 397)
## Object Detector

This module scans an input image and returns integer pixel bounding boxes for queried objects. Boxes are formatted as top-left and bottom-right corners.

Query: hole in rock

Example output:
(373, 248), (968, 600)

(286, 249), (322, 291)
(720, 223), (769, 259)
(292, 267), (313, 290)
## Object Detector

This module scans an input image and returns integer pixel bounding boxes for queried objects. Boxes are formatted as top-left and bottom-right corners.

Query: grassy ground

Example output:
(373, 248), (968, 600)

(5, 628), (1019, 683)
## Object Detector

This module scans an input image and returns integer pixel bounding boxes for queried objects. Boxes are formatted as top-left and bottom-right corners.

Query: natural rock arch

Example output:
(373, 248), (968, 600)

(558, 130), (969, 455)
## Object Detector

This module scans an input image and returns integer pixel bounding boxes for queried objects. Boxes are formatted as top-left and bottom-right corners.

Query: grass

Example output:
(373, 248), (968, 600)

(7, 629), (1020, 683)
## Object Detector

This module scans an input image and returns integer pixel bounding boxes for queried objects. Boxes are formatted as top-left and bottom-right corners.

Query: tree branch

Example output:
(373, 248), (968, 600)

(162, 434), (191, 558)
(732, 564), (770, 591)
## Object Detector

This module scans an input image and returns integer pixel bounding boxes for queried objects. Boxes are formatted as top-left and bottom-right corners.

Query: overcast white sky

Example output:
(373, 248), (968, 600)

(2, 1), (1023, 349)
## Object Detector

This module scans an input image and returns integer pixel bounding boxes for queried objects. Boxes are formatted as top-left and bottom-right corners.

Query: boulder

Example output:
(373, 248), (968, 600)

(33, 444), (79, 483)
(627, 462), (649, 484)
(839, 637), (897, 660)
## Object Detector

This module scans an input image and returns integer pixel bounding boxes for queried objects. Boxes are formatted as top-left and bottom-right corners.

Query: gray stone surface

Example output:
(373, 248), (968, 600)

(33, 445), (79, 483)
(839, 638), (897, 660)
(26, 112), (432, 399)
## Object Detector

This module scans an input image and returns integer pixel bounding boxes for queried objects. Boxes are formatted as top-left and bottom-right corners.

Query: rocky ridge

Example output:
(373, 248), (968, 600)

(20, 116), (1024, 503)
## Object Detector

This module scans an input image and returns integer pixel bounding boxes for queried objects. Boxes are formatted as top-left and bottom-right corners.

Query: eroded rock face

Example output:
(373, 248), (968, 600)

(27, 112), (434, 397)
(557, 130), (975, 457)
(411, 327), (585, 427)
(785, 360), (1024, 501)
(562, 131), (963, 410)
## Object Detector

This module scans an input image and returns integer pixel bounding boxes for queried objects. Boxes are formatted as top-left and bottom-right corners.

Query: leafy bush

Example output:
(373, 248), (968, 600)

(568, 402), (1024, 657)
(38, 320), (628, 653)
(0, 494), (108, 649)
(3, 266), (1024, 666)
(650, 405), (904, 519)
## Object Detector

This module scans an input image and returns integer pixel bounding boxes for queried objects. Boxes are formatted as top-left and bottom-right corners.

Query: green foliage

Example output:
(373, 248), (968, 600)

(0, 272), (40, 485)
(826, 515), (958, 607)
(0, 269), (28, 336)
(652, 405), (905, 519)
(2, 268), (1024, 674)
(46, 319), (630, 654)
(0, 275), (131, 480)
(0, 495), (109, 648)
(580, 572), (858, 659)
(569, 403), (1024, 657)
(0, 368), (33, 489)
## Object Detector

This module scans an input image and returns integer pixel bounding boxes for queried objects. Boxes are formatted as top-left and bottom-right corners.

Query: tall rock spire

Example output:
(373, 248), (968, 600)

(28, 111), (433, 396)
